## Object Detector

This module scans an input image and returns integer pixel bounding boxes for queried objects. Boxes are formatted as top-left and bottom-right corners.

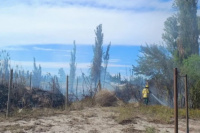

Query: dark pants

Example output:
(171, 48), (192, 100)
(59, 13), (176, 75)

(143, 98), (148, 105)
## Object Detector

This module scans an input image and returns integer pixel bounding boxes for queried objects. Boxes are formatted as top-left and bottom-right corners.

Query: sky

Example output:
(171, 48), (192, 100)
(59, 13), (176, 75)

(0, 0), (174, 46)
(0, 0), (199, 77)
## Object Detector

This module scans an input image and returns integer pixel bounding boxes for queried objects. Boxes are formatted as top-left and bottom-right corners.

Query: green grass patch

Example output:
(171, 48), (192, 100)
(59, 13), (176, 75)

(0, 107), (69, 122)
(145, 127), (156, 133)
(116, 104), (200, 124)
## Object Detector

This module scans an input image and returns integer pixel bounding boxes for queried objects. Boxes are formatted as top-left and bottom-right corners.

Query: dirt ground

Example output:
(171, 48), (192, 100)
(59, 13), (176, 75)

(0, 107), (200, 133)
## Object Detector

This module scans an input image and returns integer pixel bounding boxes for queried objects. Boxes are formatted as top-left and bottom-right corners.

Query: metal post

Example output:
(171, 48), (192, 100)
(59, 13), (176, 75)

(185, 75), (189, 133)
(6, 69), (13, 118)
(65, 75), (69, 109)
(174, 68), (178, 133)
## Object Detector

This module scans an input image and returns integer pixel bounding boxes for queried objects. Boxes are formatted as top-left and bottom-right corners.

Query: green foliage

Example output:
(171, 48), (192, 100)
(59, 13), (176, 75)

(145, 127), (156, 133)
(181, 55), (200, 108)
(116, 104), (200, 125)
(133, 44), (174, 106)
(190, 81), (200, 108)
(174, 0), (199, 61)
(134, 0), (200, 108)
(162, 16), (178, 54)
(133, 44), (172, 77)
(182, 55), (200, 80)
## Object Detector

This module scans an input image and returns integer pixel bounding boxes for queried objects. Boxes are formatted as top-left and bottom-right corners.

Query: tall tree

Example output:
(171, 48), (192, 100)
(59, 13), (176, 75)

(103, 42), (111, 87)
(175, 0), (199, 61)
(58, 68), (66, 82)
(69, 41), (76, 93)
(133, 44), (174, 106)
(162, 16), (178, 55)
(0, 50), (11, 83)
(32, 58), (42, 88)
(91, 24), (103, 88)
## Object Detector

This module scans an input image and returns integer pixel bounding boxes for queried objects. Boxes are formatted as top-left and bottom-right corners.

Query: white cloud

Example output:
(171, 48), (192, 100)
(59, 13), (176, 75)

(10, 60), (131, 76)
(33, 46), (70, 52)
(33, 47), (55, 51)
(0, 1), (173, 46)
(109, 59), (120, 63)
(11, 60), (129, 69)
(0, 46), (28, 51)
(1, 0), (173, 11)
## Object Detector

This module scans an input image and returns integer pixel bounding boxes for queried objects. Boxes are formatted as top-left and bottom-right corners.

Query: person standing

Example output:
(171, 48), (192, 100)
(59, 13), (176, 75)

(142, 85), (149, 105)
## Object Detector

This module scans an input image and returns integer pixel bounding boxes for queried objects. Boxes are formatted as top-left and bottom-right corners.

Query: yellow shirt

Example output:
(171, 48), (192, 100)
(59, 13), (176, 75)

(142, 88), (149, 98)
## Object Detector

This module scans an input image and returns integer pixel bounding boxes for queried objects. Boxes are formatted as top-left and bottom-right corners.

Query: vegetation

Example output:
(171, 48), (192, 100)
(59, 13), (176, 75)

(91, 24), (104, 89)
(70, 97), (95, 110)
(95, 90), (117, 107)
(1, 2), (200, 132)
(69, 41), (77, 94)
(32, 57), (42, 88)
(133, 44), (174, 106)
(145, 127), (156, 133)
(103, 42), (111, 88)
(115, 104), (200, 125)
(133, 0), (200, 108)
(181, 55), (200, 108)
(174, 0), (199, 61)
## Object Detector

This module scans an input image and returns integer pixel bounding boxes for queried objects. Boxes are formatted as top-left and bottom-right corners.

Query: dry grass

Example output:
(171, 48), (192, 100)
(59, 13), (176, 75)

(0, 124), (37, 133)
(0, 97), (95, 122)
(95, 90), (117, 107)
(115, 103), (200, 124)
(0, 107), (69, 122)
(70, 97), (95, 110)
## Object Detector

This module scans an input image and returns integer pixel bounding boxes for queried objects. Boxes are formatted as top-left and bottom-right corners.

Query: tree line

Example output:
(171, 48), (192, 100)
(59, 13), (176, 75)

(133, 0), (200, 108)
(0, 23), (116, 109)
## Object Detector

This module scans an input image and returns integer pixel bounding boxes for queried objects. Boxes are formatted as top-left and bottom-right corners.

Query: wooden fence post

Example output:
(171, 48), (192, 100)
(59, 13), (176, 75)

(6, 69), (13, 118)
(185, 75), (189, 133)
(174, 68), (178, 133)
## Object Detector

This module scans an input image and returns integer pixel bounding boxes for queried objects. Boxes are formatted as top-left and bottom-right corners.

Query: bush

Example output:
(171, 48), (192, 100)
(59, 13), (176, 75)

(0, 84), (8, 110)
(182, 55), (200, 108)
(70, 97), (95, 110)
(95, 90), (117, 107)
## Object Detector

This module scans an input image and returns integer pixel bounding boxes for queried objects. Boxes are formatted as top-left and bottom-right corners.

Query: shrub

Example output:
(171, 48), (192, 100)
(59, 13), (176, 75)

(95, 90), (117, 107)
(70, 97), (95, 110)
(145, 127), (156, 133)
